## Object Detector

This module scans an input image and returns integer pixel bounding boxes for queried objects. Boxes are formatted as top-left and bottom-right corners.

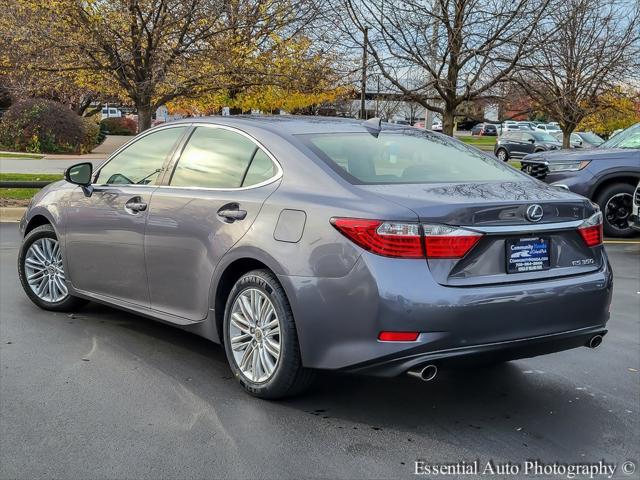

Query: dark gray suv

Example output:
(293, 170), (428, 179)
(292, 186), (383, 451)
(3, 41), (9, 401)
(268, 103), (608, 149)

(521, 123), (640, 237)
(17, 116), (613, 398)
(494, 131), (562, 161)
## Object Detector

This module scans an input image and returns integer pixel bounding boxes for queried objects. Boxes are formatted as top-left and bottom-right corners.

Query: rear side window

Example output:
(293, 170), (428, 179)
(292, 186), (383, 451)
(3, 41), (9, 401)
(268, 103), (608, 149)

(170, 127), (277, 188)
(96, 127), (186, 185)
(171, 127), (256, 188)
(243, 149), (276, 186)
(301, 130), (523, 184)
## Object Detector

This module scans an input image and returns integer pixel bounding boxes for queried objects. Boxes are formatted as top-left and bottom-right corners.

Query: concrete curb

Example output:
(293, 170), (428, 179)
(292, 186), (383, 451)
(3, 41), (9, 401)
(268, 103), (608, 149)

(0, 207), (26, 222)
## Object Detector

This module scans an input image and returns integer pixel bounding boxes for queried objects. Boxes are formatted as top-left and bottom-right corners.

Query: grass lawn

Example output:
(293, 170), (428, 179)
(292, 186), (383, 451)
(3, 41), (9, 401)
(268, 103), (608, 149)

(508, 160), (522, 170)
(0, 152), (45, 159)
(457, 135), (497, 146)
(0, 173), (63, 206)
(0, 173), (63, 182)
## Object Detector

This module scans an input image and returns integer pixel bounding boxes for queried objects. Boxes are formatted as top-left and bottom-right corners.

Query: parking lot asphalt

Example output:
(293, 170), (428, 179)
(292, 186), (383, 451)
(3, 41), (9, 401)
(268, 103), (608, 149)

(1, 223), (638, 479)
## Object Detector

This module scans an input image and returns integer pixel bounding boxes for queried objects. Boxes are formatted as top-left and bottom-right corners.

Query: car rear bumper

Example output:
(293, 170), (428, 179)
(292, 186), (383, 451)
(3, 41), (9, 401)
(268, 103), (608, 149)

(279, 250), (613, 375)
(346, 325), (608, 376)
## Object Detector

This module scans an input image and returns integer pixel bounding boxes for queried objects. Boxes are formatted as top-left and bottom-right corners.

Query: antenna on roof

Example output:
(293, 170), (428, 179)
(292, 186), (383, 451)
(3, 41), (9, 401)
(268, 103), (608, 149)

(363, 117), (382, 137)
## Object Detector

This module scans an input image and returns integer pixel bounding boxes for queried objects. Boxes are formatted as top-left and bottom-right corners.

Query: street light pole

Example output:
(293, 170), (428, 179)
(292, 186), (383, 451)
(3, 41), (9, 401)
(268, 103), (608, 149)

(376, 75), (380, 117)
(360, 26), (368, 120)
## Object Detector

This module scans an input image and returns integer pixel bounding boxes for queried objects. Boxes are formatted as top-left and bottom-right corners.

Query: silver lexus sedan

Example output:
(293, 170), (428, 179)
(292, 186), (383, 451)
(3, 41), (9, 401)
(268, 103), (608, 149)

(18, 116), (613, 398)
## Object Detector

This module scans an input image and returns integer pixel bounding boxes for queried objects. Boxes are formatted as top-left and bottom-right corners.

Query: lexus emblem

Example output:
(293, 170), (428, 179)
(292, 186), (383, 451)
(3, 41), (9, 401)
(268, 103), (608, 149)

(526, 204), (544, 222)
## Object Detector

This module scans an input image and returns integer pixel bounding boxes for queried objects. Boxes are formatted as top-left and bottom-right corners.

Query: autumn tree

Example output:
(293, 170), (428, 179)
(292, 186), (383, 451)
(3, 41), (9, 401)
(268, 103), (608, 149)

(514, 0), (640, 148)
(3, 0), (336, 131)
(332, 0), (551, 135)
(578, 88), (640, 136)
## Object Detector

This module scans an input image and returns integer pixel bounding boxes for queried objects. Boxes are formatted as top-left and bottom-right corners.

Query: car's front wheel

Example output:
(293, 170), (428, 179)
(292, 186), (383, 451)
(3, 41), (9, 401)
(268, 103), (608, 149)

(597, 183), (636, 238)
(496, 148), (509, 162)
(18, 224), (88, 311)
(223, 269), (314, 399)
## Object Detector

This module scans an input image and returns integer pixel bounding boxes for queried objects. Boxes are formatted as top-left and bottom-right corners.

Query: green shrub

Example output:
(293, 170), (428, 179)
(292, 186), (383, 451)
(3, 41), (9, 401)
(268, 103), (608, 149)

(79, 117), (102, 154)
(0, 98), (85, 153)
(100, 117), (137, 135)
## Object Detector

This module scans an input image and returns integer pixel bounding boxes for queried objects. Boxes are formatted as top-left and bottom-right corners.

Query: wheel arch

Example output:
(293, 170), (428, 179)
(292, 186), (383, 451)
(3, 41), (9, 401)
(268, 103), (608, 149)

(210, 248), (289, 346)
(590, 173), (639, 201)
(24, 214), (52, 235)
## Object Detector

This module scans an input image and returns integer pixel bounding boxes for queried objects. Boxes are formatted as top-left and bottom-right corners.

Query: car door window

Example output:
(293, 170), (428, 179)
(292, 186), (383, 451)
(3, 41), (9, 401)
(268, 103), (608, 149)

(522, 133), (534, 142)
(96, 127), (187, 185)
(171, 127), (263, 188)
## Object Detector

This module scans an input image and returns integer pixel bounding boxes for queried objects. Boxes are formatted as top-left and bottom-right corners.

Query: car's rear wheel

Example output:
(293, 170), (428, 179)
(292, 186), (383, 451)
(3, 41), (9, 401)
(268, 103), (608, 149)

(223, 269), (314, 399)
(18, 224), (87, 311)
(496, 148), (508, 162)
(596, 183), (636, 238)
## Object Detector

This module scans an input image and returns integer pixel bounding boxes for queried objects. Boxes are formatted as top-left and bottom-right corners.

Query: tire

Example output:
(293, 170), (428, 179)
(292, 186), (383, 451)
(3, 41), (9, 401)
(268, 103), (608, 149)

(223, 269), (314, 399)
(596, 183), (636, 238)
(496, 148), (509, 162)
(18, 224), (88, 311)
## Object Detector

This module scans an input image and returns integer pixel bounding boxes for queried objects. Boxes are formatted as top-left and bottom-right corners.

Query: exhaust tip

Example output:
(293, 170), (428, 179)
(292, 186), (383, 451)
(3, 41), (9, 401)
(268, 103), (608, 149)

(588, 335), (603, 349)
(407, 364), (438, 382)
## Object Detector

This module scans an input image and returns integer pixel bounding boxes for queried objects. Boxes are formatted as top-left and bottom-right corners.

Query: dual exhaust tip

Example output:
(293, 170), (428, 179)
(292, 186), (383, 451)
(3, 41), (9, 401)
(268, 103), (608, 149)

(407, 364), (438, 382)
(407, 335), (603, 381)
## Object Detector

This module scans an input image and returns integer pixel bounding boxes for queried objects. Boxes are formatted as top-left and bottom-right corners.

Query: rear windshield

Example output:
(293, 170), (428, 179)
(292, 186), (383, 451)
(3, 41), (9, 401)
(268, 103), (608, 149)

(580, 132), (604, 144)
(299, 130), (524, 184)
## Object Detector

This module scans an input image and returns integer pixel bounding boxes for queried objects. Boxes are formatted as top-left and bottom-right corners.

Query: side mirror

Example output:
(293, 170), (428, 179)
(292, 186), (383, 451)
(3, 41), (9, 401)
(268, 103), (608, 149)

(528, 138), (535, 143)
(64, 162), (93, 196)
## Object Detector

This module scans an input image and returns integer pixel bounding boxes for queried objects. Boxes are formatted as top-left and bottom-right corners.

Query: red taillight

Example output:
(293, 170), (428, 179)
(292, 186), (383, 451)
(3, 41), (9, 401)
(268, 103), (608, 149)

(378, 331), (419, 342)
(579, 225), (602, 247)
(578, 212), (603, 247)
(331, 218), (424, 258)
(423, 224), (483, 259)
(331, 218), (483, 259)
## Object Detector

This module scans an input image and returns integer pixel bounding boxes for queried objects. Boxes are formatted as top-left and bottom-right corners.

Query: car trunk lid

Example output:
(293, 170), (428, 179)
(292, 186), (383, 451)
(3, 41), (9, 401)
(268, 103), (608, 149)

(359, 181), (603, 286)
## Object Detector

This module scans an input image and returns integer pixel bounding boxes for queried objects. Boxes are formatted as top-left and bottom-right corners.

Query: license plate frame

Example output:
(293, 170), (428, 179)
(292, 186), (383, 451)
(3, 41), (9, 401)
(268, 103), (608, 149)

(506, 237), (551, 274)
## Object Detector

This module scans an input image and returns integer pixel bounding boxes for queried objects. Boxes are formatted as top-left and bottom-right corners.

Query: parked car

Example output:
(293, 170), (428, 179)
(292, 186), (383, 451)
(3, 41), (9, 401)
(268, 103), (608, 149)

(516, 122), (534, 130)
(494, 131), (562, 161)
(500, 123), (521, 134)
(521, 123), (640, 237)
(471, 123), (498, 136)
(18, 116), (613, 398)
(535, 123), (561, 134)
(101, 106), (122, 120)
(630, 182), (640, 232)
(552, 132), (605, 149)
(431, 121), (443, 132)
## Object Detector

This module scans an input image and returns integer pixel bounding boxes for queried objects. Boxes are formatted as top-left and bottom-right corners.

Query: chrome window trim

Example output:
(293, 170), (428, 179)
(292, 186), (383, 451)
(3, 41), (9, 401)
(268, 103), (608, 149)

(166, 122), (283, 191)
(92, 122), (283, 192)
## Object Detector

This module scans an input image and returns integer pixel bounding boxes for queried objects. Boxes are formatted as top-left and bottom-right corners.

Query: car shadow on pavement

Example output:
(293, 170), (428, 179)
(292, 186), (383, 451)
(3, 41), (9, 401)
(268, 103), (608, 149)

(71, 302), (623, 458)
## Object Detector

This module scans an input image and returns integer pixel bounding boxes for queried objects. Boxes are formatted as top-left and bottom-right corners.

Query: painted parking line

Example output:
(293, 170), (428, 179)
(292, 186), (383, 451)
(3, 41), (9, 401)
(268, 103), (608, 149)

(604, 240), (640, 244)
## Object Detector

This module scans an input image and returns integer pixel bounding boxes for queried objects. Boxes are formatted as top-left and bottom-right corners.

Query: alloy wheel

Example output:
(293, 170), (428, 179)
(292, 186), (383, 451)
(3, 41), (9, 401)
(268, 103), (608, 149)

(497, 149), (507, 161)
(24, 237), (68, 303)
(604, 193), (633, 231)
(229, 288), (281, 383)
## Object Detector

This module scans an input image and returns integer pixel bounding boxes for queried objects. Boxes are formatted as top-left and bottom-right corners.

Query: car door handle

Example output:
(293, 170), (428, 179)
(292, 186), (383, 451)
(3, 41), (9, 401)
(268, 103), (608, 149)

(125, 198), (147, 214)
(217, 208), (247, 222)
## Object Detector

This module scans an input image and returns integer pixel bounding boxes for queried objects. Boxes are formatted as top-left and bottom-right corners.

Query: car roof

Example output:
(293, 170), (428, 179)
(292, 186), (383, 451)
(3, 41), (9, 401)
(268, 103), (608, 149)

(163, 115), (402, 135)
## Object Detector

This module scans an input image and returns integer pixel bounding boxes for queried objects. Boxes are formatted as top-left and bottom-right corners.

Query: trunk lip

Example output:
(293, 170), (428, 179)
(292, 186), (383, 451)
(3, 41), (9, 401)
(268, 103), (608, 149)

(461, 219), (583, 234)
